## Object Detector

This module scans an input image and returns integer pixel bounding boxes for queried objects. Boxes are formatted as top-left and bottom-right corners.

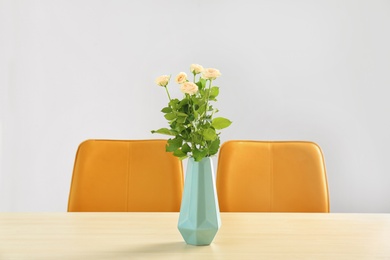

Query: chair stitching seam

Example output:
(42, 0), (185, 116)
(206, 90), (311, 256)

(126, 142), (131, 212)
(269, 142), (273, 212)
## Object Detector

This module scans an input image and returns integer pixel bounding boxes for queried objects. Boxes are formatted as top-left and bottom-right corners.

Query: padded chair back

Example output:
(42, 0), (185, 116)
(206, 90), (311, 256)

(217, 141), (329, 212)
(68, 139), (184, 212)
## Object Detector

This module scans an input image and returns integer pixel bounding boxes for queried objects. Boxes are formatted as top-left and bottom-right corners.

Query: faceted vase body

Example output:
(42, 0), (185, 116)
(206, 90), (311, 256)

(178, 157), (221, 246)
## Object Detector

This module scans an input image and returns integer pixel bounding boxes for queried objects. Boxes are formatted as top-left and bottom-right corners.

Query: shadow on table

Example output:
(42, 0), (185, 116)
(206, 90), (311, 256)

(69, 241), (218, 259)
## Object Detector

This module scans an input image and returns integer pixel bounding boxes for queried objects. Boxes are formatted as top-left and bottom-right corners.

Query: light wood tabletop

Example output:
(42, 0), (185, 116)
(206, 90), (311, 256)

(0, 212), (389, 259)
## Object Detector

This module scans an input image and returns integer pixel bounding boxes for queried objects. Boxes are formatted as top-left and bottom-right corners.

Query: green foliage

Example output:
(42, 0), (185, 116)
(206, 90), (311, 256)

(151, 66), (232, 162)
(151, 128), (176, 136)
(212, 117), (232, 130)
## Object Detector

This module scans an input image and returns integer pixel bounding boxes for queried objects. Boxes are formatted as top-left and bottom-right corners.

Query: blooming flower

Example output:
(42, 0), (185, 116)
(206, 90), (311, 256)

(175, 72), (187, 84)
(202, 68), (221, 80)
(180, 82), (198, 95)
(190, 64), (204, 75)
(155, 75), (170, 87)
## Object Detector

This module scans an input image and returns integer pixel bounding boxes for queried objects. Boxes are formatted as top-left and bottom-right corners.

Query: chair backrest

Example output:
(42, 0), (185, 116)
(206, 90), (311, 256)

(216, 141), (329, 212)
(68, 139), (184, 212)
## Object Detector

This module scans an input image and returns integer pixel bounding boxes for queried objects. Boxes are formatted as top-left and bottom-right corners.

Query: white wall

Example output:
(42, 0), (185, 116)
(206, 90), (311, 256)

(1, 0), (389, 212)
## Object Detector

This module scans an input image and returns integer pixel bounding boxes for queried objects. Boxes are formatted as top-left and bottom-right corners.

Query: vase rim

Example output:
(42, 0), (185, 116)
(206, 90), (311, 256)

(188, 157), (212, 162)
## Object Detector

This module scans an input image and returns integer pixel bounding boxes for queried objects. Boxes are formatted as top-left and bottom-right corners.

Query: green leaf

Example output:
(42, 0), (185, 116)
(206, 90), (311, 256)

(200, 78), (207, 89)
(193, 148), (208, 162)
(191, 96), (200, 104)
(166, 137), (183, 152)
(209, 87), (219, 99)
(173, 149), (187, 157)
(197, 105), (206, 116)
(176, 116), (186, 124)
(176, 112), (188, 117)
(195, 81), (202, 90)
(212, 117), (232, 130)
(169, 99), (179, 109)
(151, 128), (176, 136)
(174, 124), (185, 133)
(164, 113), (176, 120)
(202, 128), (216, 141)
(181, 143), (191, 153)
(195, 78), (207, 91)
(192, 133), (203, 144)
(179, 99), (189, 106)
(209, 138), (220, 155)
(161, 107), (172, 113)
(188, 114), (195, 122)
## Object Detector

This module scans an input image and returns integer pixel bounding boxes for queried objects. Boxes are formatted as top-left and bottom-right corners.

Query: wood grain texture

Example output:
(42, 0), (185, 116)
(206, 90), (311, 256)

(0, 213), (389, 259)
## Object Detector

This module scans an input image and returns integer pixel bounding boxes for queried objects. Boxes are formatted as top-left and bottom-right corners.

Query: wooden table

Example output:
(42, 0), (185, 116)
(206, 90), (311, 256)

(0, 212), (389, 259)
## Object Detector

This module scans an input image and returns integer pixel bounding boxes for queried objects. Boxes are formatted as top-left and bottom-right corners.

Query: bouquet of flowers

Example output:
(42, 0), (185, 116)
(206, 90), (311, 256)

(152, 64), (232, 162)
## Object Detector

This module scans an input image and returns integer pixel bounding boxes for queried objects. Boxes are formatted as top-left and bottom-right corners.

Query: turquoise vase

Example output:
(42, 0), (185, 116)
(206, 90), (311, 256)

(178, 157), (221, 246)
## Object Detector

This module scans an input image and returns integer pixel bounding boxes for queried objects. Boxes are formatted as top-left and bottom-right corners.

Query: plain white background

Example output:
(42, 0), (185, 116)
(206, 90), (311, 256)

(1, 0), (389, 212)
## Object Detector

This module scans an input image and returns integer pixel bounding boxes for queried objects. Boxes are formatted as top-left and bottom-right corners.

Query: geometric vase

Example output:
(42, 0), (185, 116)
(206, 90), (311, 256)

(178, 157), (221, 246)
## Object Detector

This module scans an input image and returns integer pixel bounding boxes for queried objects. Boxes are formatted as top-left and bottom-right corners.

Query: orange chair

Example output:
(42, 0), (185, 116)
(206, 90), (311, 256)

(216, 141), (329, 212)
(68, 139), (184, 212)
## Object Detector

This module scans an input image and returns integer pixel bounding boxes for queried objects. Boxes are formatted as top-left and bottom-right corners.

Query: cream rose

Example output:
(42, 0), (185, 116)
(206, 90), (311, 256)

(190, 64), (204, 74)
(155, 75), (170, 87)
(180, 82), (198, 95)
(175, 72), (187, 84)
(202, 68), (221, 80)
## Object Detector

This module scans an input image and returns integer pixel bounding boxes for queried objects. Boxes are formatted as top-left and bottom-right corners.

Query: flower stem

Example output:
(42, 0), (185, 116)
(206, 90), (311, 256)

(205, 79), (213, 116)
(164, 86), (172, 101)
(189, 97), (197, 151)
